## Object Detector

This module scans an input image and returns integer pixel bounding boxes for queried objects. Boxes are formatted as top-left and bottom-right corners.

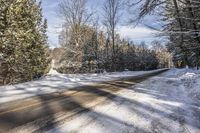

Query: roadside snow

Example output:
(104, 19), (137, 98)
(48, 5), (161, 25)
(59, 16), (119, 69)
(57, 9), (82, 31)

(49, 69), (200, 133)
(48, 68), (60, 75)
(0, 69), (164, 104)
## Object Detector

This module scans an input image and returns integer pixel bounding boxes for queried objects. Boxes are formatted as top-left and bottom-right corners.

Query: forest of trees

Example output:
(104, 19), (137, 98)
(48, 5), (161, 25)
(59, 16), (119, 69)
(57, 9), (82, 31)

(0, 0), (199, 85)
(57, 0), (172, 74)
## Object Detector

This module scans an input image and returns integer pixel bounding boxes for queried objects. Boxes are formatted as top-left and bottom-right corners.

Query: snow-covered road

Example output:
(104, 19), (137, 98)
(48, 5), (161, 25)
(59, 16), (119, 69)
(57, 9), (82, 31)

(0, 69), (165, 104)
(49, 69), (200, 133)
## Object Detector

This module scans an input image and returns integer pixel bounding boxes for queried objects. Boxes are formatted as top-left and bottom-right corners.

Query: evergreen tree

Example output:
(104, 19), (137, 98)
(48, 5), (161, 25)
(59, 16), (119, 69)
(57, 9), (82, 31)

(0, 0), (49, 84)
(126, 0), (200, 68)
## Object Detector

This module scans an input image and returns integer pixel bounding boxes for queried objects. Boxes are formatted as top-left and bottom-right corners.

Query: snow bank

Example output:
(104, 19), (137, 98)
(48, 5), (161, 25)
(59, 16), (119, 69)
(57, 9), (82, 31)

(178, 69), (200, 102)
(160, 68), (200, 102)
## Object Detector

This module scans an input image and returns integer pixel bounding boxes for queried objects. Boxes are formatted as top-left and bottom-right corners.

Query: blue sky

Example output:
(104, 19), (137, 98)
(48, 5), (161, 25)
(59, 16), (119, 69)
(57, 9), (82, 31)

(41, 0), (161, 48)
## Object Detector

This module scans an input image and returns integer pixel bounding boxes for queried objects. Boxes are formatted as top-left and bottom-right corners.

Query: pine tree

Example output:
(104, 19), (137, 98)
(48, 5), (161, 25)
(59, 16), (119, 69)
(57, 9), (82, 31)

(126, 0), (200, 68)
(0, 0), (49, 84)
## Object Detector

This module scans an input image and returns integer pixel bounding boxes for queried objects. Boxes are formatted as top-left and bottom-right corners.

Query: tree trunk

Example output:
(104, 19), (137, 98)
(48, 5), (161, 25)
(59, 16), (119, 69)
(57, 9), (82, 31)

(185, 0), (200, 68)
(172, 0), (190, 67)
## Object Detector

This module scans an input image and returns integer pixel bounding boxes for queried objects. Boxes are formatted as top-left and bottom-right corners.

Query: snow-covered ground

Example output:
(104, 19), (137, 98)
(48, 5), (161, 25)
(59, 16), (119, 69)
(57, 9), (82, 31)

(49, 69), (200, 133)
(0, 69), (164, 104)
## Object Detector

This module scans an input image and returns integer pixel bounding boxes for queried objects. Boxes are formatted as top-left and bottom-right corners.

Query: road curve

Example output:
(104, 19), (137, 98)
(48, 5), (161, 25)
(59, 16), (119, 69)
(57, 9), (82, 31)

(0, 69), (168, 132)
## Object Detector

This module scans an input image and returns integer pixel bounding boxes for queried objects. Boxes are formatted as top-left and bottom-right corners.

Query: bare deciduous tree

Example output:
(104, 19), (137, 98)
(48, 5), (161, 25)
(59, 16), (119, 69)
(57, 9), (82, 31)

(59, 0), (93, 46)
(58, 0), (94, 71)
(102, 0), (122, 70)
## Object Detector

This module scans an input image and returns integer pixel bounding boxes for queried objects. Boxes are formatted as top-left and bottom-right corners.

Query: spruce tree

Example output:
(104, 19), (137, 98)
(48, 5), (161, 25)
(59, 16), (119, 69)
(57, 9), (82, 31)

(0, 0), (49, 84)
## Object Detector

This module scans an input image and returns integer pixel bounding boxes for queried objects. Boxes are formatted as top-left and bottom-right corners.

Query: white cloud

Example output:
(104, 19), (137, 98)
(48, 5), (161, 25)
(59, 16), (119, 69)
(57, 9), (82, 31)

(117, 26), (159, 41)
(42, 0), (160, 47)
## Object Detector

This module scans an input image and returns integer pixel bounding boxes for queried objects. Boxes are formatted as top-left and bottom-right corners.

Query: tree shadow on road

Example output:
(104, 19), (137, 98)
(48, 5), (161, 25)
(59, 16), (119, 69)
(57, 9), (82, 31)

(1, 69), (199, 132)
